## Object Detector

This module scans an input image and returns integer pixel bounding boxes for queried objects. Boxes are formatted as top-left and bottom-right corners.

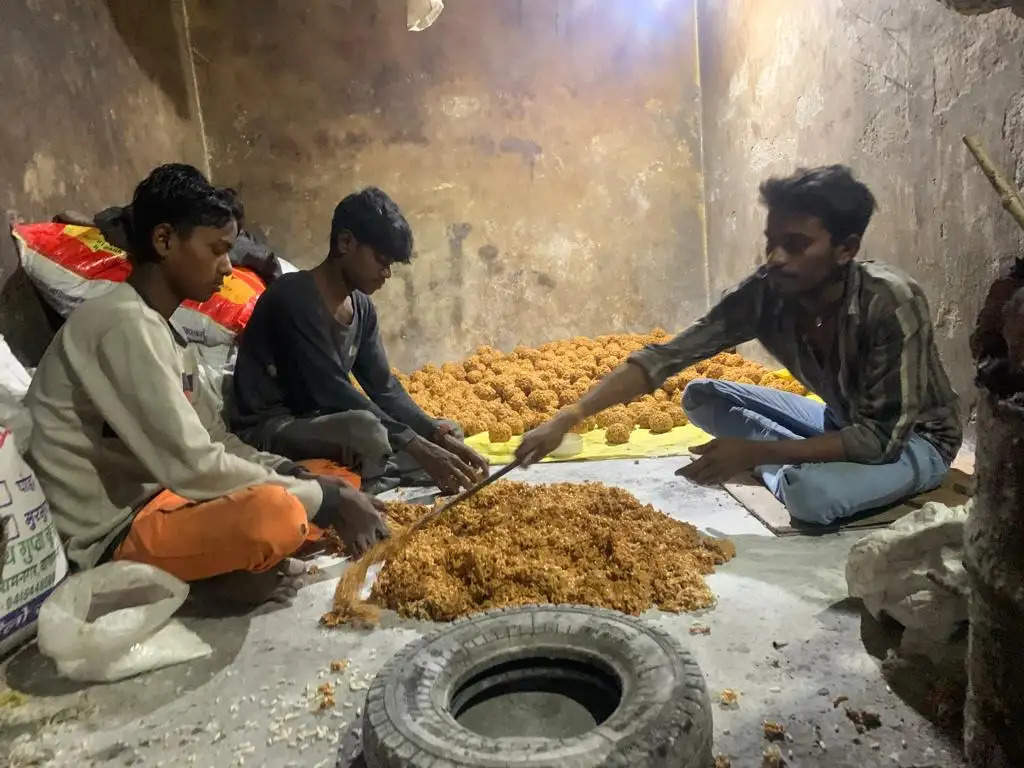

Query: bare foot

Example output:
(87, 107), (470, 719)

(201, 558), (307, 607)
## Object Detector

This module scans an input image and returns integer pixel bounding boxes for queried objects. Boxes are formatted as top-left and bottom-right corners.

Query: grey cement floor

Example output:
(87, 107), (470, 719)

(1, 457), (966, 767)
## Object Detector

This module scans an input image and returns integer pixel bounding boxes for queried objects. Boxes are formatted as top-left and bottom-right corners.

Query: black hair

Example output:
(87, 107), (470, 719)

(329, 187), (413, 264)
(127, 163), (236, 264)
(220, 187), (245, 229)
(759, 165), (877, 244)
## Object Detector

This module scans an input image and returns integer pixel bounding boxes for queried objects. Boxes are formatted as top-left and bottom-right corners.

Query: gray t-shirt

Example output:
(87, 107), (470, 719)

(25, 284), (323, 570)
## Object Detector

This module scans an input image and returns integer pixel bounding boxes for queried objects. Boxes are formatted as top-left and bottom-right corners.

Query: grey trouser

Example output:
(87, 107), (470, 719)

(266, 411), (462, 481)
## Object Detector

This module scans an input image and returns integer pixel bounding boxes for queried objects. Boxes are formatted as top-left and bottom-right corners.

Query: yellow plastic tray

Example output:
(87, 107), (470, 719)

(465, 370), (821, 465)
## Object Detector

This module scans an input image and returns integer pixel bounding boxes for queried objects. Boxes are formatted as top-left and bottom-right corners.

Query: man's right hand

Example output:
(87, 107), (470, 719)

(515, 411), (575, 467)
(407, 436), (479, 494)
(333, 487), (390, 557)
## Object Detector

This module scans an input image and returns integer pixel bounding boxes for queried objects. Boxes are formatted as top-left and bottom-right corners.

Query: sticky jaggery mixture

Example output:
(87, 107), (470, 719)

(324, 481), (735, 625)
(605, 423), (632, 445)
(390, 331), (806, 442)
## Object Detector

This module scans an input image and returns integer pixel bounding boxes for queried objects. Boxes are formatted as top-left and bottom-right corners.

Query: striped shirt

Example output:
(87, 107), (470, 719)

(629, 260), (962, 465)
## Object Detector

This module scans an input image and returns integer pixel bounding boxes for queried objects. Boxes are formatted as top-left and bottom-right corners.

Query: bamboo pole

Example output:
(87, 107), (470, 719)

(963, 135), (1024, 233)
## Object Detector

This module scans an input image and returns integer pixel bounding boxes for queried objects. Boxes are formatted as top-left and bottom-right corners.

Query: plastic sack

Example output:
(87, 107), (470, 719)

(12, 222), (267, 347)
(0, 429), (68, 655)
(37, 561), (211, 681)
(847, 500), (970, 661)
(0, 390), (31, 454)
(0, 335), (31, 398)
(0, 334), (33, 451)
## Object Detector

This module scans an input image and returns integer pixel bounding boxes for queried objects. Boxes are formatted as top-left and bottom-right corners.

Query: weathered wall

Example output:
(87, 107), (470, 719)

(0, 0), (206, 365)
(698, 0), (1024, 416)
(188, 0), (706, 371)
(8, 0), (1014, 402)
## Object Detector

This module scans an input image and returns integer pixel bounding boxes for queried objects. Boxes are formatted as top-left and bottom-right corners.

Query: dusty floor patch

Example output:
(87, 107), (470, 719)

(1, 458), (965, 767)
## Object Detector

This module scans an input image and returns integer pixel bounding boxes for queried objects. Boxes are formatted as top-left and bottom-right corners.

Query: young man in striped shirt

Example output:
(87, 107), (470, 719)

(518, 165), (962, 526)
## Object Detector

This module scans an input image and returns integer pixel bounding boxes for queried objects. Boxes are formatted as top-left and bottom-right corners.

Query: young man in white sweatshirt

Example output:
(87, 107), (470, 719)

(26, 164), (388, 604)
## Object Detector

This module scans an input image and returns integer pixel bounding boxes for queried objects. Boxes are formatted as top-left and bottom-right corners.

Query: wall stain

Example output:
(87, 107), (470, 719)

(535, 271), (557, 289)
(448, 223), (472, 335)
(499, 136), (543, 181)
(315, 130), (371, 151)
(269, 134), (305, 160)
(313, 129), (331, 151)
(386, 129), (430, 146)
(468, 135), (496, 155)
(342, 131), (371, 148)
(478, 244), (503, 276)
(396, 269), (423, 342)
(372, 61), (402, 90)
(500, 136), (542, 165)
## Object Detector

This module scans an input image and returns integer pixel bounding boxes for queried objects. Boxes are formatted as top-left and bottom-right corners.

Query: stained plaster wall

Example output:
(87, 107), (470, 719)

(3, 0), (1022, 407)
(0, 0), (207, 365)
(187, 0), (707, 372)
(698, 0), (1024, 416)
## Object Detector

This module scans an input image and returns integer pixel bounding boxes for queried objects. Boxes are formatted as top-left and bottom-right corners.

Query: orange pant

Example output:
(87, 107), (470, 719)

(113, 460), (359, 582)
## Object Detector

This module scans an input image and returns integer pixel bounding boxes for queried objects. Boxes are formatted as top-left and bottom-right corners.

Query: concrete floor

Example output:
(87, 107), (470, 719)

(1, 457), (966, 767)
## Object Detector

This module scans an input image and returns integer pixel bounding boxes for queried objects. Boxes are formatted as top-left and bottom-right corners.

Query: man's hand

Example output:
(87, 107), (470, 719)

(407, 436), (479, 494)
(676, 438), (760, 486)
(333, 488), (390, 557)
(515, 411), (575, 467)
(437, 433), (490, 479)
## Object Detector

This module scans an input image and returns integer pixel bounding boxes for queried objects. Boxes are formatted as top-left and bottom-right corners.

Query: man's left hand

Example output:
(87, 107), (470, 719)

(676, 438), (761, 486)
(438, 433), (490, 480)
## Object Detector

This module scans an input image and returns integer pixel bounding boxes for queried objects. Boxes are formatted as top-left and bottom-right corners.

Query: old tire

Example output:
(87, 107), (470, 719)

(362, 604), (712, 768)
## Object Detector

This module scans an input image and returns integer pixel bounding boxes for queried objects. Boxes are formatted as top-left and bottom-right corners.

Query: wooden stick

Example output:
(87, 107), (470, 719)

(963, 135), (1024, 233)
(322, 461), (524, 627)
(407, 459), (523, 534)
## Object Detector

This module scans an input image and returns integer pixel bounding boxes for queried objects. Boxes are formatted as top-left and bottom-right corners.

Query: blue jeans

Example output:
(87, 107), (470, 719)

(682, 378), (950, 526)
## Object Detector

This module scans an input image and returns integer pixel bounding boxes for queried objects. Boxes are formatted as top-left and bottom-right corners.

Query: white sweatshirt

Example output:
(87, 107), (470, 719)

(25, 283), (323, 570)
